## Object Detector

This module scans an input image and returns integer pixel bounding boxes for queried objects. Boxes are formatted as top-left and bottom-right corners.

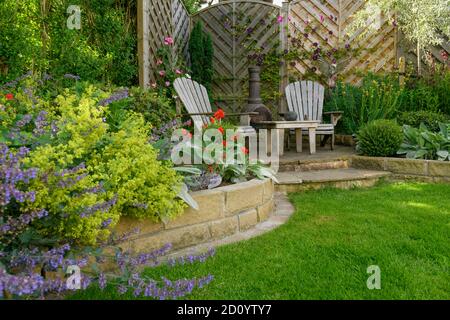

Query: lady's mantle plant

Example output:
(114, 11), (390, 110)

(1, 74), (185, 244)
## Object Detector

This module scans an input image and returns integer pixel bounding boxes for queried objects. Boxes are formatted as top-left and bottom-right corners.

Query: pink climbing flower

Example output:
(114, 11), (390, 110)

(150, 82), (157, 89)
(277, 15), (283, 24)
(164, 37), (174, 46)
(165, 81), (171, 87)
(156, 59), (163, 66)
(175, 69), (183, 75)
(159, 70), (166, 77)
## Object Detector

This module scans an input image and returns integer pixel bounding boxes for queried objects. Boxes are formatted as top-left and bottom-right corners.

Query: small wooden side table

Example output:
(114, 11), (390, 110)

(254, 121), (320, 156)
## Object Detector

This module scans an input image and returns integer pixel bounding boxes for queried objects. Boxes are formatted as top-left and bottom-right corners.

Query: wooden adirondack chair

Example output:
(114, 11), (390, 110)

(174, 77), (256, 135)
(284, 80), (343, 150)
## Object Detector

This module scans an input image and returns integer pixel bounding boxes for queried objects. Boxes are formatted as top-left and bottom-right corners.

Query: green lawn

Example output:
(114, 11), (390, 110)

(71, 182), (450, 300)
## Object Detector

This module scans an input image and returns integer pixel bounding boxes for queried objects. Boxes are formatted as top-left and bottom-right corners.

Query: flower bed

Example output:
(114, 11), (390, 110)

(115, 179), (274, 253)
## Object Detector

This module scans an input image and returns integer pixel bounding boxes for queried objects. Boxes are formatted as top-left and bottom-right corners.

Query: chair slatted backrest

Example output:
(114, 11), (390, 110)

(285, 81), (325, 122)
(174, 77), (212, 131)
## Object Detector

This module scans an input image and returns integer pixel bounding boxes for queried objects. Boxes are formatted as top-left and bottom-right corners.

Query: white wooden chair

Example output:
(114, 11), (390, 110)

(173, 77), (256, 135)
(284, 80), (343, 150)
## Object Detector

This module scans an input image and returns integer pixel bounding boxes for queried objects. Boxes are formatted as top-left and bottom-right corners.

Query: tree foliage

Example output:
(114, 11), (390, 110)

(348, 0), (450, 73)
(0, 0), (138, 86)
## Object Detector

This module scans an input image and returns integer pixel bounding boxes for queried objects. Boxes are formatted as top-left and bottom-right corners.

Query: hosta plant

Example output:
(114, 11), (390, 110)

(398, 123), (450, 161)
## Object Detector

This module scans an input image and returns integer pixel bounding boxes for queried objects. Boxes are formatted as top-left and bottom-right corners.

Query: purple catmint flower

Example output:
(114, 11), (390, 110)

(79, 195), (118, 218)
(107, 227), (140, 245)
(168, 248), (216, 267)
(0, 144), (39, 207)
(16, 114), (33, 127)
(132, 203), (148, 210)
(55, 163), (86, 178)
(63, 74), (81, 81)
(0, 71), (32, 90)
(33, 111), (48, 136)
(98, 89), (129, 107)
(98, 273), (107, 290)
(117, 284), (128, 295)
(101, 218), (112, 229)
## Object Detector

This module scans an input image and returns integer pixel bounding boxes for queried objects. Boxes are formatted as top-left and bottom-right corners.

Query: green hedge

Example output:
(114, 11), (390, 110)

(0, 0), (137, 86)
(398, 110), (449, 132)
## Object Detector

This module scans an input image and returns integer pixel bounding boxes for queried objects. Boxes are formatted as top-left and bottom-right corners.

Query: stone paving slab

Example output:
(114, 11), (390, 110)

(276, 168), (391, 185)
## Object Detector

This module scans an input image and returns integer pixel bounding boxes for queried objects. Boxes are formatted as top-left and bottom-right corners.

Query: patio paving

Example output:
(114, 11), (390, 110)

(280, 145), (356, 164)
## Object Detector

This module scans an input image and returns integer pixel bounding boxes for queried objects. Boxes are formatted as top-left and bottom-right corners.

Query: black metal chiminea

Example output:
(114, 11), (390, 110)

(245, 66), (272, 125)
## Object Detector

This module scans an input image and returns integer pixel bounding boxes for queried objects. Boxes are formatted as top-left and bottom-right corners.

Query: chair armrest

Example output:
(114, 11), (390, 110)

(227, 112), (259, 117)
(176, 112), (259, 126)
(176, 112), (259, 117)
(323, 111), (343, 126)
(176, 112), (215, 117)
(323, 111), (344, 115)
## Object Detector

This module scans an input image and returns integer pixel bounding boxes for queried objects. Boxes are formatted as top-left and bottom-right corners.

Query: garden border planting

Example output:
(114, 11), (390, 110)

(116, 179), (274, 253)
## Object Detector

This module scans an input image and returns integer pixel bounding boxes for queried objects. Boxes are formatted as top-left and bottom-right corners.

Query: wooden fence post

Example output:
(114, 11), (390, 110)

(138, 0), (150, 89)
(399, 56), (406, 87)
(279, 1), (290, 113)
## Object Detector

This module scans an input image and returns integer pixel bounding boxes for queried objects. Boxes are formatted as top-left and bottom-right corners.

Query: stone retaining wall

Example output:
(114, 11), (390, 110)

(116, 179), (274, 253)
(352, 156), (450, 182)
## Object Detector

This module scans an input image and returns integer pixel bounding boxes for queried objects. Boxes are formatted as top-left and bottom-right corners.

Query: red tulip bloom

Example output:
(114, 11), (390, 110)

(5, 93), (14, 100)
(214, 109), (225, 120)
(241, 147), (249, 155)
(218, 127), (224, 135)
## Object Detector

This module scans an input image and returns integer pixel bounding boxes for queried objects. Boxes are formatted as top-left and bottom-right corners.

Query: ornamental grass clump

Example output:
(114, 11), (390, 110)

(357, 119), (403, 157)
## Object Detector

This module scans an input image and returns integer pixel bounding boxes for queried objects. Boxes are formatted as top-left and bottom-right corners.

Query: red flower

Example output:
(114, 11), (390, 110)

(222, 140), (227, 147)
(214, 109), (225, 120)
(181, 129), (188, 136)
(5, 93), (14, 100)
(210, 117), (215, 124)
(241, 146), (249, 155)
(218, 127), (224, 135)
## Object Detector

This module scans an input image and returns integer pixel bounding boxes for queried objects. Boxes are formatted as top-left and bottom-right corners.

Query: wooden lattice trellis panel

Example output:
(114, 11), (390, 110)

(139, 0), (190, 86)
(172, 0), (191, 65)
(147, 0), (173, 84)
(193, 0), (282, 112)
(287, 0), (397, 85)
(339, 0), (397, 83)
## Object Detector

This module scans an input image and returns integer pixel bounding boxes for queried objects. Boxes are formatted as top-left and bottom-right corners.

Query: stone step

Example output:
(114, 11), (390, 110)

(275, 168), (392, 193)
(279, 158), (351, 172)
